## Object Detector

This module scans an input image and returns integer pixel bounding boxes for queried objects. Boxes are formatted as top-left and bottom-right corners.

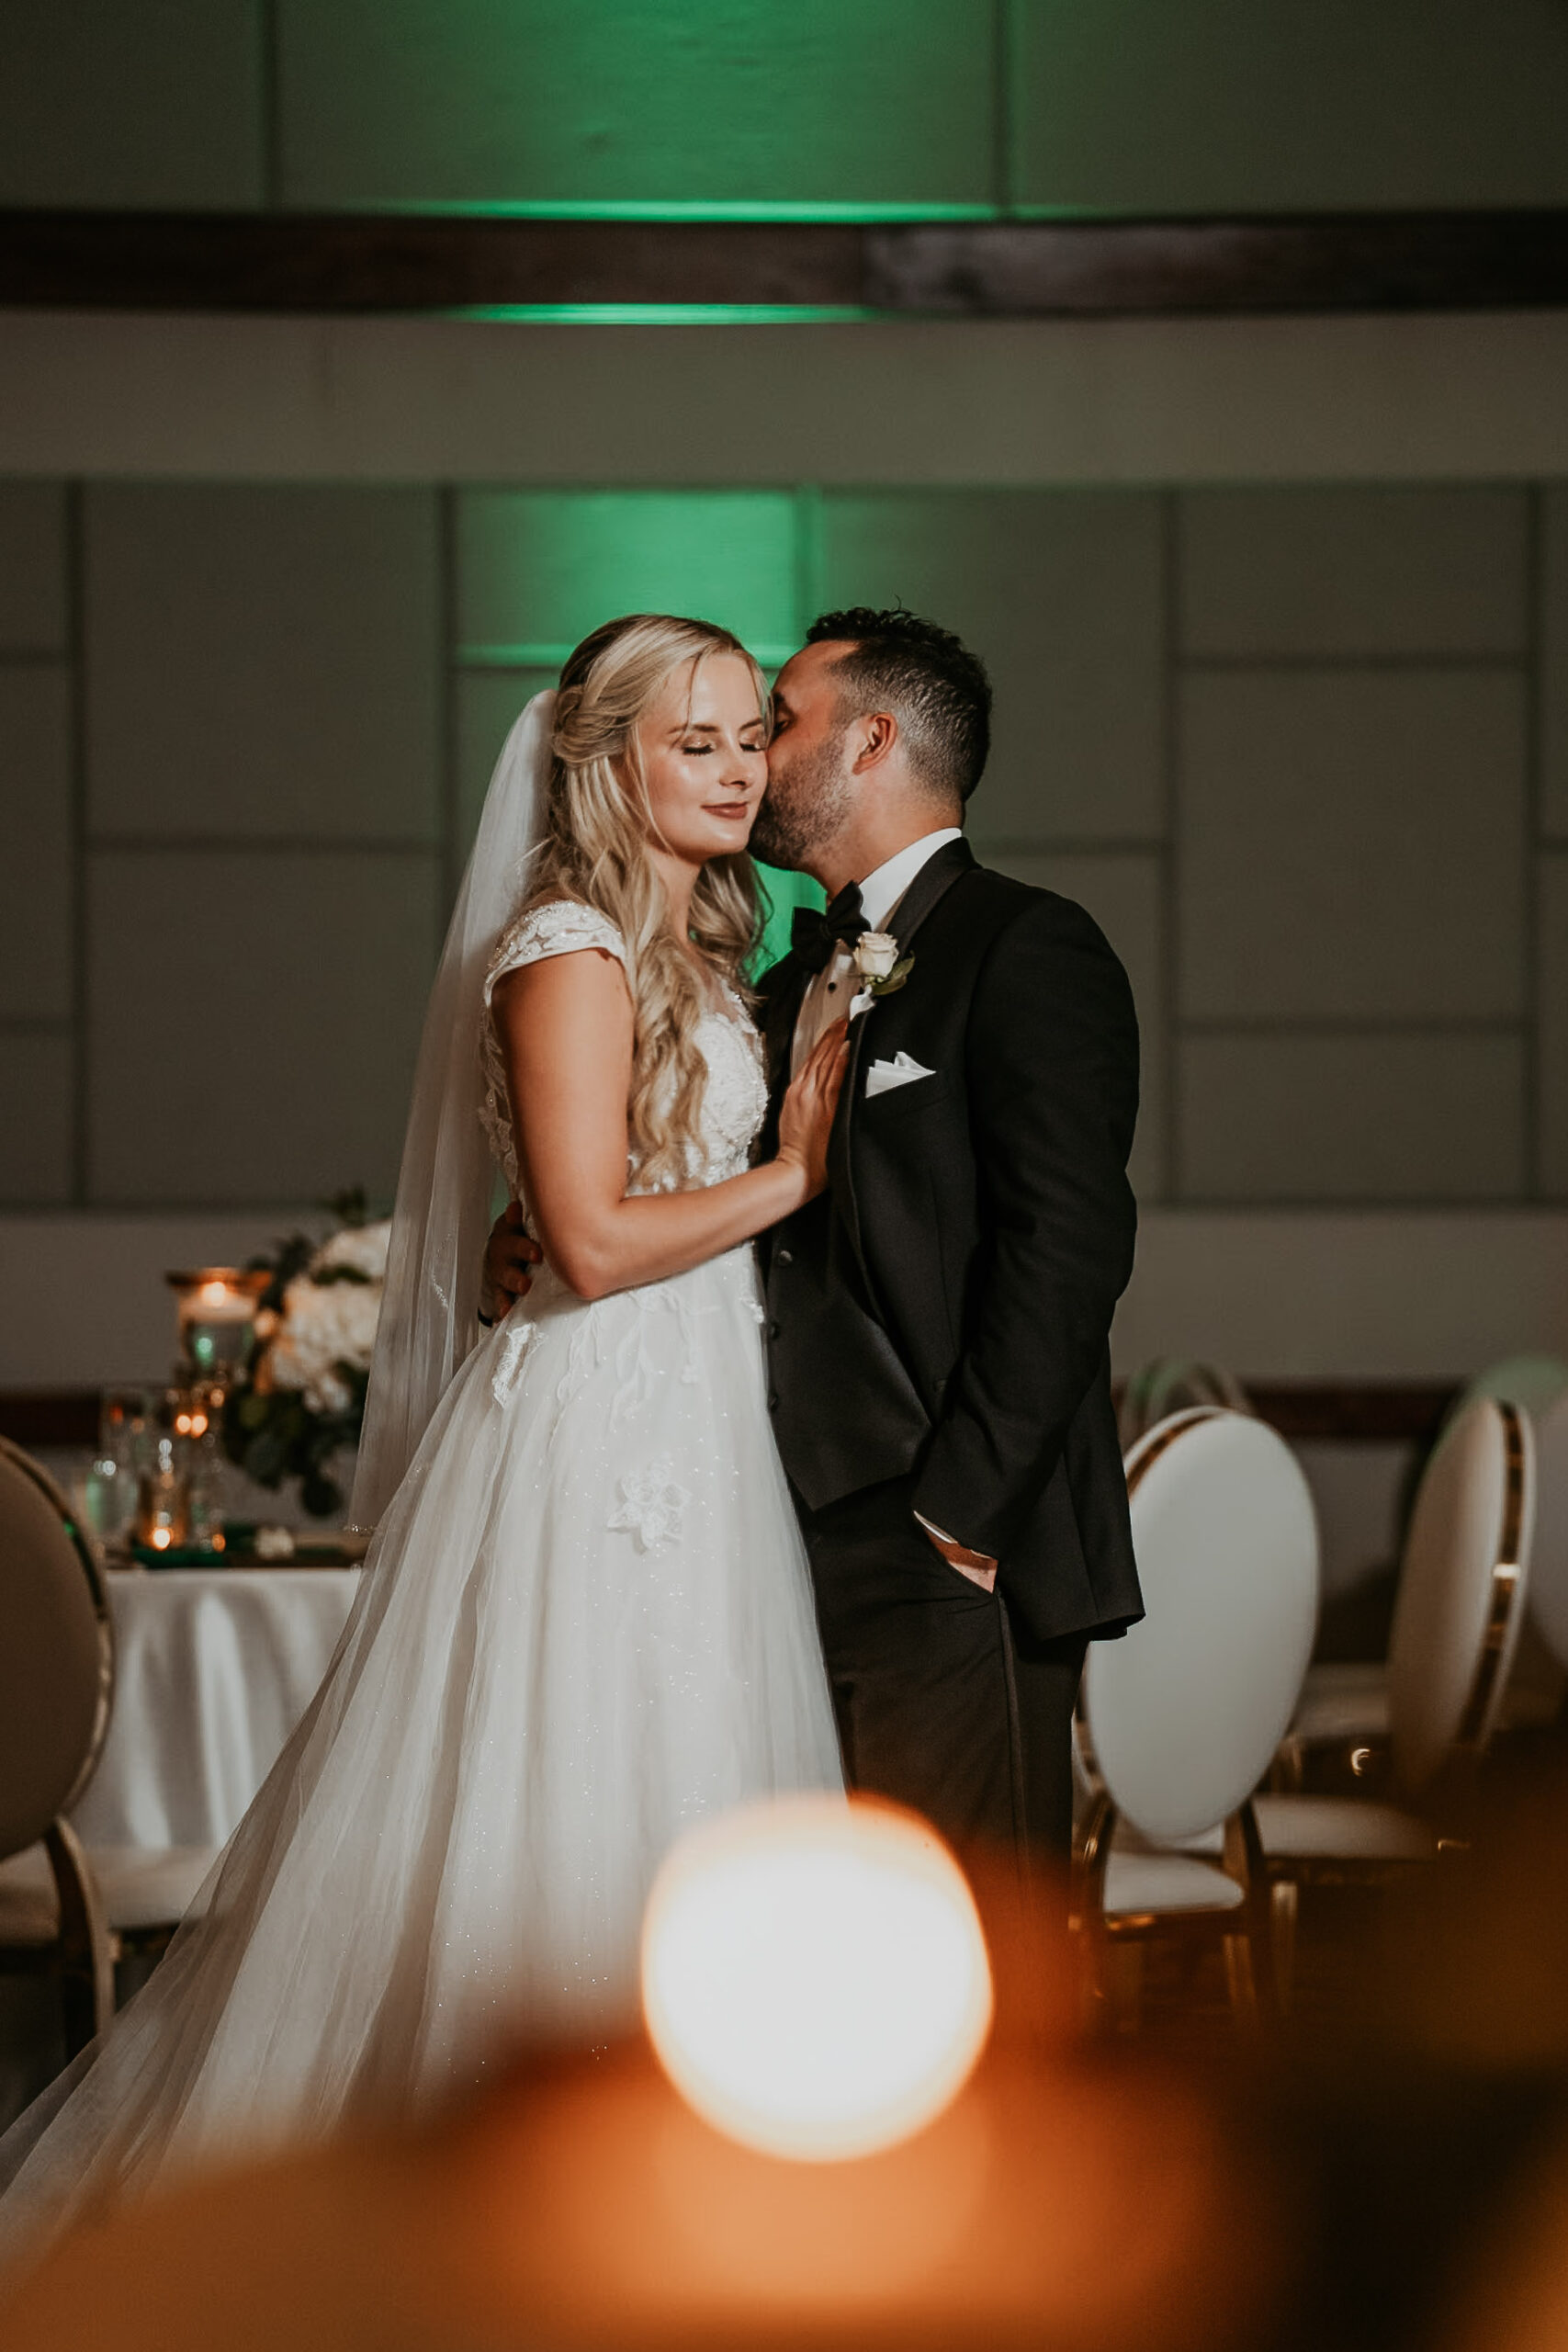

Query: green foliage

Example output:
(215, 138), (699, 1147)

(221, 1368), (369, 1520)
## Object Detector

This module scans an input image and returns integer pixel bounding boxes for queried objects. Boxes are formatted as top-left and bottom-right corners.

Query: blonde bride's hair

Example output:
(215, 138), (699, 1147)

(523, 613), (767, 1192)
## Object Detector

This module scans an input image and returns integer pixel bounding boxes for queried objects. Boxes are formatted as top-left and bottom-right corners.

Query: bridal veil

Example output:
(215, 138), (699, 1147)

(349, 691), (554, 1529)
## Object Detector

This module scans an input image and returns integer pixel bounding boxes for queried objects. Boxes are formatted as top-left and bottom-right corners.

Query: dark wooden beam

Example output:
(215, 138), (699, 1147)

(4, 1380), (1461, 1453)
(864, 213), (1568, 317)
(2, 209), (1567, 317)
(1243, 1380), (1458, 1446)
(0, 212), (865, 313)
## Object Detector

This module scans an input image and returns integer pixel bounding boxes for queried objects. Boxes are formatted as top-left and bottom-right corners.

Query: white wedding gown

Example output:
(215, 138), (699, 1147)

(0, 900), (842, 2257)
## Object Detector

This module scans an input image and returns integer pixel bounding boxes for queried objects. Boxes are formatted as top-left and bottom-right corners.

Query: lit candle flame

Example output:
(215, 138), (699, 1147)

(641, 1795), (993, 2164)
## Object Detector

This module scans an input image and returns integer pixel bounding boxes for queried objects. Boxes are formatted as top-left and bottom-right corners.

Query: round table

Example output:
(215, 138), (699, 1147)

(71, 1567), (362, 1850)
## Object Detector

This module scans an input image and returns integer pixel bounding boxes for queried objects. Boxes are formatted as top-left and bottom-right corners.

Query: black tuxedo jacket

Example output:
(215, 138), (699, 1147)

(756, 837), (1144, 1645)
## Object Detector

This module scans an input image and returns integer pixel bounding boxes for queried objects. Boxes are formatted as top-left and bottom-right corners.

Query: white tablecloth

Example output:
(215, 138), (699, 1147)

(71, 1568), (361, 1850)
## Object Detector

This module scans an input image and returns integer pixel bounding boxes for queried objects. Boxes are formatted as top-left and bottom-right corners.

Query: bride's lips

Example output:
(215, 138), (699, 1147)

(705, 802), (751, 820)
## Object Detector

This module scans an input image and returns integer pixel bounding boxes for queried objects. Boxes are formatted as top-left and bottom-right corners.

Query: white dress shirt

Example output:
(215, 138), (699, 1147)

(789, 827), (962, 1076)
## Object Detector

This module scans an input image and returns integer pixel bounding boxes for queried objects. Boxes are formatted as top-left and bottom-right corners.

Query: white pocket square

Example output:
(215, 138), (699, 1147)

(864, 1052), (936, 1100)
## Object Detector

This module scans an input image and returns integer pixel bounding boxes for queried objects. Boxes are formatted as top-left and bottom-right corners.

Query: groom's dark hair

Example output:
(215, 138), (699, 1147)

(805, 606), (992, 803)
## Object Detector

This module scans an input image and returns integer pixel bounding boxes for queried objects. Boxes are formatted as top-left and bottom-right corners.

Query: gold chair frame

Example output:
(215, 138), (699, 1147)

(0, 1437), (118, 2053)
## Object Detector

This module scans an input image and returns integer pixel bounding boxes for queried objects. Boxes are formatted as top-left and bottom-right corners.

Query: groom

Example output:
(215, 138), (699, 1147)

(487, 606), (1142, 1872)
(746, 608), (1142, 1871)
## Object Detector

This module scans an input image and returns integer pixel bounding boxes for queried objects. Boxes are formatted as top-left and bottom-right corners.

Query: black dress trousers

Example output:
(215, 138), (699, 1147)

(794, 1473), (1087, 1868)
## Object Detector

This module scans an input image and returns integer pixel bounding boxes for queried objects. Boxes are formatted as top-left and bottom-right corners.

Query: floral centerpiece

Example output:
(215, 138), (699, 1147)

(222, 1191), (391, 1517)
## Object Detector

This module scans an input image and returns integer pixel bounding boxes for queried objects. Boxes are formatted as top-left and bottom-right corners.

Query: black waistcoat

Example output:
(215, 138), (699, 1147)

(764, 1190), (930, 1509)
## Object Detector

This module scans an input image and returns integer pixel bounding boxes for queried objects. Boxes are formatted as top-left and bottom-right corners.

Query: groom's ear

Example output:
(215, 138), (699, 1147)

(848, 708), (898, 775)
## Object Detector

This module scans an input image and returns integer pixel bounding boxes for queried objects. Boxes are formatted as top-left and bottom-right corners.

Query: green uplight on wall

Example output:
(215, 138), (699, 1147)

(384, 200), (993, 223)
(753, 864), (824, 978)
(452, 485), (826, 970)
(446, 306), (877, 327)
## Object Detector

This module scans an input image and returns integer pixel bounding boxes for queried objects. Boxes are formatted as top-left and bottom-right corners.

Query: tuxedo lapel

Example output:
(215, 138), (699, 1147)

(829, 835), (976, 1290)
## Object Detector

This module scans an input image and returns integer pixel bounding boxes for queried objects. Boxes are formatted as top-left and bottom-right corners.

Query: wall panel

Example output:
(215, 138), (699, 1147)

(0, 1037), (73, 1207)
(0, 668), (73, 1025)
(1179, 668), (1526, 1023)
(1178, 1033), (1525, 1204)
(86, 849), (439, 1205)
(0, 0), (264, 211)
(1541, 852), (1568, 1198)
(0, 484), (68, 655)
(85, 486), (442, 843)
(1543, 489), (1568, 842)
(819, 492), (1164, 843)
(1014, 0), (1568, 215)
(1179, 486), (1528, 661)
(279, 0), (992, 211)
(457, 490), (801, 662)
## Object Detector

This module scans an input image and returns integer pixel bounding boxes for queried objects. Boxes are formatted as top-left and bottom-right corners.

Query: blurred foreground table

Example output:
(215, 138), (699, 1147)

(71, 1567), (362, 1849)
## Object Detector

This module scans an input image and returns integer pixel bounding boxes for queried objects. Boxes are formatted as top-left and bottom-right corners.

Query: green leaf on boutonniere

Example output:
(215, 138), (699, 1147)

(866, 955), (915, 998)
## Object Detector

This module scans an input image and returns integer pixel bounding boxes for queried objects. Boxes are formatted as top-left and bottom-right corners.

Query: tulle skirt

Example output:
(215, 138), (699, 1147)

(0, 1244), (842, 2258)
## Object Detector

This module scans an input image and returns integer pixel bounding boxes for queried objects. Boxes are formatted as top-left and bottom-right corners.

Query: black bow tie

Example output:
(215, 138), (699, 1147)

(790, 884), (869, 977)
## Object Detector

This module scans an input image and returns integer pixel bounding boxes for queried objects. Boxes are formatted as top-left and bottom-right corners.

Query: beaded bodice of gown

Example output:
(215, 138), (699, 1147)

(480, 898), (767, 1204)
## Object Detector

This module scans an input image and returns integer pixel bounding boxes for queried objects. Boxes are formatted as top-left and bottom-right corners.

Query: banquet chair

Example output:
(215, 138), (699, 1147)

(1075, 1408), (1319, 2033)
(1284, 1360), (1565, 1768)
(1115, 1357), (1252, 1453)
(0, 1438), (116, 2053)
(1498, 1386), (1568, 1678)
(1252, 1396), (1535, 2006)
(0, 1441), (217, 2050)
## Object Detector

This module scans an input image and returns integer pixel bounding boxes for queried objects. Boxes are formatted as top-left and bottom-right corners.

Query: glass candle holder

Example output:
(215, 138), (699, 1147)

(165, 1269), (269, 1378)
(136, 1435), (190, 1554)
(81, 1386), (153, 1550)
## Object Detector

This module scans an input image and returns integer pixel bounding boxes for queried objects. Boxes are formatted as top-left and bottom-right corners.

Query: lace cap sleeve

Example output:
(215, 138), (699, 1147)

(485, 899), (626, 1003)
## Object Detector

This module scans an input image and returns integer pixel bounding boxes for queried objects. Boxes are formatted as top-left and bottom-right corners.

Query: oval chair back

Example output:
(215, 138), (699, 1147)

(1387, 1397), (1534, 1792)
(0, 1437), (114, 1860)
(1117, 1358), (1253, 1453)
(1086, 1408), (1319, 1844)
(1526, 1389), (1568, 1673)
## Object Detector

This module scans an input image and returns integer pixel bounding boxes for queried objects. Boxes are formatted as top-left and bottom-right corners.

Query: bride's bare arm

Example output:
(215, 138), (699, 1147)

(492, 949), (846, 1301)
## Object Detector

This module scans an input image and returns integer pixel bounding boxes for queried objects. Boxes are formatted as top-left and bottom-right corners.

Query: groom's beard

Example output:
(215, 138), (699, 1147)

(750, 734), (853, 871)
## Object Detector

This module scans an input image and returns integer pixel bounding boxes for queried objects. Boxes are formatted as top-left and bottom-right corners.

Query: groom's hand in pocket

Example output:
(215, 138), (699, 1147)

(482, 1200), (542, 1322)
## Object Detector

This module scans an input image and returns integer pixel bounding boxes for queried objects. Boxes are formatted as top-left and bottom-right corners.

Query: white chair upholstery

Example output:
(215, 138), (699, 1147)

(1387, 1396), (1534, 1789)
(1288, 1365), (1565, 1759)
(1103, 1820), (1245, 1918)
(0, 1844), (216, 1942)
(1077, 1408), (1319, 2026)
(1256, 1400), (1534, 2000)
(1249, 1795), (1436, 1865)
(1090, 1410), (1319, 1842)
(1288, 1660), (1391, 1747)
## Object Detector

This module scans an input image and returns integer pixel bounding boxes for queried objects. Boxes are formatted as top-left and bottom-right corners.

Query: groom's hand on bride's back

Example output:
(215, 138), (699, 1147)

(482, 1201), (542, 1321)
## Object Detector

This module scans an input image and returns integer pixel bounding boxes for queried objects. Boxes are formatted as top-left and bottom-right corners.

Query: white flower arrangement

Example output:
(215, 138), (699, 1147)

(265, 1239), (389, 1416)
(223, 1194), (390, 1516)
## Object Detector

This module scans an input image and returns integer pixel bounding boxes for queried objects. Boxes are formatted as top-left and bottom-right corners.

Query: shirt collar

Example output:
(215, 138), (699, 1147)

(855, 828), (964, 935)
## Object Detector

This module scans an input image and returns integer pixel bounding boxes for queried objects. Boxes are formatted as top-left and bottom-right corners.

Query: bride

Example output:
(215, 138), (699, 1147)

(0, 612), (847, 2254)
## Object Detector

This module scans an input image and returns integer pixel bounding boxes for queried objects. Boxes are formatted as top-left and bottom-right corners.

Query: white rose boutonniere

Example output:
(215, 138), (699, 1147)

(850, 932), (915, 1016)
